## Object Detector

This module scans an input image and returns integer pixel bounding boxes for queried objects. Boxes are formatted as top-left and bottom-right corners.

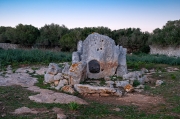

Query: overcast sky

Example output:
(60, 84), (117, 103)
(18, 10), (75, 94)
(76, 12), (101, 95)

(0, 0), (180, 32)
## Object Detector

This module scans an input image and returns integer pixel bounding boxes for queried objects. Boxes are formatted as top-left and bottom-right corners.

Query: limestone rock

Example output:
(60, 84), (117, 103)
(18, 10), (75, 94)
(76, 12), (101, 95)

(29, 91), (87, 104)
(113, 88), (123, 97)
(61, 85), (75, 94)
(54, 73), (63, 81)
(123, 71), (142, 80)
(134, 89), (144, 93)
(156, 80), (164, 86)
(77, 40), (83, 54)
(72, 52), (80, 64)
(70, 33), (127, 80)
(117, 47), (127, 76)
(115, 81), (129, 88)
(141, 68), (149, 74)
(81, 33), (119, 79)
(47, 63), (61, 75)
(44, 74), (54, 83)
(124, 84), (134, 93)
(104, 76), (111, 81)
(69, 62), (87, 85)
(74, 84), (117, 96)
(105, 81), (114, 88)
(62, 63), (70, 75)
(57, 113), (67, 119)
(54, 80), (59, 86)
(135, 84), (145, 89)
(13, 107), (38, 114)
(35, 67), (47, 75)
(55, 79), (68, 90)
(113, 108), (121, 112)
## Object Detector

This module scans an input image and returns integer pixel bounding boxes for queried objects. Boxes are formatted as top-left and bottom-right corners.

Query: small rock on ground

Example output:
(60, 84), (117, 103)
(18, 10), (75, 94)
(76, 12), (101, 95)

(13, 107), (38, 114)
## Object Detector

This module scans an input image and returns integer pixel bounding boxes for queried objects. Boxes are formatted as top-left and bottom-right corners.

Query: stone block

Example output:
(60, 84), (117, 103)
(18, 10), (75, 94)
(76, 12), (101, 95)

(44, 74), (54, 83)
(46, 63), (61, 75)
(69, 62), (87, 85)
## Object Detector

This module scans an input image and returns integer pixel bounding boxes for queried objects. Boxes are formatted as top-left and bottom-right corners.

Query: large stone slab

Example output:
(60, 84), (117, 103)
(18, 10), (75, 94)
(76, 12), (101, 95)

(28, 86), (87, 104)
(68, 61), (87, 85)
(82, 33), (120, 79)
(74, 84), (123, 97)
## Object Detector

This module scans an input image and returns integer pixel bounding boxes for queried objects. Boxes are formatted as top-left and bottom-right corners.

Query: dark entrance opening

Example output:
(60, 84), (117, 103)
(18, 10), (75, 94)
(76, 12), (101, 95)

(88, 60), (100, 73)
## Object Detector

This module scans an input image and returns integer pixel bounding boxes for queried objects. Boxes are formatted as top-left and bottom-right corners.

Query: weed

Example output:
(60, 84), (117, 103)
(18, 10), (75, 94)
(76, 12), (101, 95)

(99, 79), (106, 86)
(170, 74), (176, 80)
(144, 85), (151, 91)
(133, 80), (140, 87)
(68, 102), (79, 110)
(31, 67), (39, 70)
(34, 75), (51, 89)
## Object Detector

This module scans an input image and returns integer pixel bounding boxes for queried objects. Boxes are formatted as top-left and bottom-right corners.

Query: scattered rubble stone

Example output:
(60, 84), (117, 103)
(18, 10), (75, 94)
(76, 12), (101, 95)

(124, 84), (134, 93)
(47, 63), (61, 75)
(156, 80), (164, 86)
(61, 85), (75, 94)
(13, 107), (38, 114)
(57, 113), (67, 119)
(55, 79), (68, 90)
(113, 108), (121, 112)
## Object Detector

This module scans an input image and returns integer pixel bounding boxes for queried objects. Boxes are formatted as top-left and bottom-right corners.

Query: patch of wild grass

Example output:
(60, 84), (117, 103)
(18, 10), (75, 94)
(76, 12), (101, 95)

(145, 71), (180, 115)
(0, 85), (178, 119)
(0, 49), (71, 68)
(127, 53), (180, 65)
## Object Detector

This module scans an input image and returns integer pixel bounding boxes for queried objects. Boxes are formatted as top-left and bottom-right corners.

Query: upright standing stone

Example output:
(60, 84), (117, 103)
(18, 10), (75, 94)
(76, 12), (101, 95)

(68, 61), (87, 85)
(81, 33), (120, 79)
(117, 47), (127, 77)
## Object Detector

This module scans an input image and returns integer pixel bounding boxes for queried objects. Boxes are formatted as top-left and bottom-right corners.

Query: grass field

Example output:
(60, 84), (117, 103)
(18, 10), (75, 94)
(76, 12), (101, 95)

(1, 49), (180, 69)
(0, 49), (71, 70)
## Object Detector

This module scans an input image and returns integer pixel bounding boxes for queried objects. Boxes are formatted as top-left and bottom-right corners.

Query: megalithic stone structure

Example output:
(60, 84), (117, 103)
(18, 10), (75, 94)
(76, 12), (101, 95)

(70, 33), (127, 84)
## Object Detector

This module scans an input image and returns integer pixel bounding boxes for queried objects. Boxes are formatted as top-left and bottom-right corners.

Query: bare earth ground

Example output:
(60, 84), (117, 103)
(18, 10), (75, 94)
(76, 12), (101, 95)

(83, 92), (164, 112)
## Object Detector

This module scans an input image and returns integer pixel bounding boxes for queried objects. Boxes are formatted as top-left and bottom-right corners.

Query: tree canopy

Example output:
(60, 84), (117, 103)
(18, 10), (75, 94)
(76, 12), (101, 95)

(0, 19), (179, 52)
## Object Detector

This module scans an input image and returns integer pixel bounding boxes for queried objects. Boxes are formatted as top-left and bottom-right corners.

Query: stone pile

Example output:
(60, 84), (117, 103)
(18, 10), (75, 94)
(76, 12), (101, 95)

(44, 63), (76, 94)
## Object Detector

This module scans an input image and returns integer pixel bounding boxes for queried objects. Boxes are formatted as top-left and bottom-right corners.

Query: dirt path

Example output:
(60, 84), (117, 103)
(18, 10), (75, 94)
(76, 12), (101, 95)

(83, 92), (164, 111)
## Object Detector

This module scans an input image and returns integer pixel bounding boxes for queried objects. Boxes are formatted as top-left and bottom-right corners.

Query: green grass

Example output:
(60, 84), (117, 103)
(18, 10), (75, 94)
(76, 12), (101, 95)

(34, 75), (51, 89)
(144, 71), (180, 115)
(68, 102), (80, 110)
(133, 80), (140, 87)
(127, 53), (180, 65)
(0, 49), (71, 70)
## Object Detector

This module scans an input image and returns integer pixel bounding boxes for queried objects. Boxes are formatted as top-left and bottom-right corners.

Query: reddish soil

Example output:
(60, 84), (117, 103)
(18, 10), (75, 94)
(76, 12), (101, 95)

(83, 92), (165, 111)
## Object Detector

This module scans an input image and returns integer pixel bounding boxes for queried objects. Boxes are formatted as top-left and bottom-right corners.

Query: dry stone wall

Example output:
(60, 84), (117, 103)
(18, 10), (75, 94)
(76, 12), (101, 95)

(150, 45), (180, 57)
